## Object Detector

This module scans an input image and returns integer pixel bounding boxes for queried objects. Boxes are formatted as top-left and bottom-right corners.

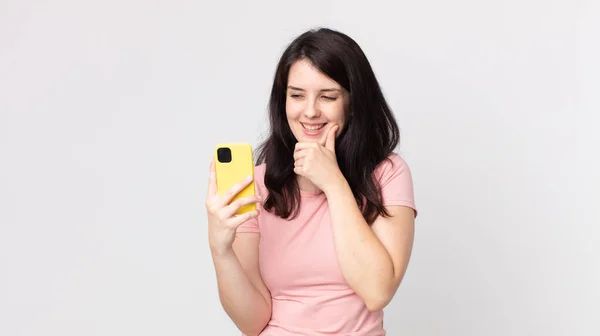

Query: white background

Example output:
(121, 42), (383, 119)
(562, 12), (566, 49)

(1, 0), (599, 335)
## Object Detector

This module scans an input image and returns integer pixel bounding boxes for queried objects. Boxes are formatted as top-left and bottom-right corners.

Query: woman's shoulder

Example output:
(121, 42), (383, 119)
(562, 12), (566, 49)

(374, 152), (411, 179)
(374, 152), (417, 214)
(254, 162), (267, 178)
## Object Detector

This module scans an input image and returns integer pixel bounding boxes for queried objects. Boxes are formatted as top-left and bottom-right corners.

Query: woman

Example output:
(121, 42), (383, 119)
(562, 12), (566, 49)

(206, 28), (417, 336)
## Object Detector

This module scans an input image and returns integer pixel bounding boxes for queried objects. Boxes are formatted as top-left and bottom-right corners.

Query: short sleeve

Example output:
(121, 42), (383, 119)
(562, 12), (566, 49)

(236, 217), (259, 233)
(375, 153), (418, 218)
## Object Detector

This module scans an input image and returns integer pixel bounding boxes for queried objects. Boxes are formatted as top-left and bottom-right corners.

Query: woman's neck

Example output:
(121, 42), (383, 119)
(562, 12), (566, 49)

(297, 175), (322, 195)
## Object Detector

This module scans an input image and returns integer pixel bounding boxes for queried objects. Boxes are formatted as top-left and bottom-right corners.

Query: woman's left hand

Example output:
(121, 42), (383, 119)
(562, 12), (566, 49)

(293, 125), (343, 192)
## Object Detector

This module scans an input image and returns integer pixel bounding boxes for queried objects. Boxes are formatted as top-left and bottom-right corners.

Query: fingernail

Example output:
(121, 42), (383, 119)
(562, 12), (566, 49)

(246, 175), (253, 181)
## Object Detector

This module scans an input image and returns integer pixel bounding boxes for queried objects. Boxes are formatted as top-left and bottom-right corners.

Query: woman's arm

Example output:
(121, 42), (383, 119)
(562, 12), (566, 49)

(212, 233), (272, 336)
(292, 128), (415, 311)
(324, 177), (415, 312)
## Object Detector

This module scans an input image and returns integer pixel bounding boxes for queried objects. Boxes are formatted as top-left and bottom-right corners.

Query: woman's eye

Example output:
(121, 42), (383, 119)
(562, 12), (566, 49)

(290, 94), (303, 99)
(322, 96), (337, 101)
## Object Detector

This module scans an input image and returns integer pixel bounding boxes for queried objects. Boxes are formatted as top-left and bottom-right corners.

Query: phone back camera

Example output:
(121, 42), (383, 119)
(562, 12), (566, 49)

(217, 147), (232, 163)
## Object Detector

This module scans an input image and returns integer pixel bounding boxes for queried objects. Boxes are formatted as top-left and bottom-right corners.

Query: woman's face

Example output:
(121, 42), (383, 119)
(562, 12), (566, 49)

(285, 59), (349, 144)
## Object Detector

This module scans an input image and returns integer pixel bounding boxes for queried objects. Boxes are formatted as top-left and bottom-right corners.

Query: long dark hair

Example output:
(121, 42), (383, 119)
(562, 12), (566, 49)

(255, 28), (400, 224)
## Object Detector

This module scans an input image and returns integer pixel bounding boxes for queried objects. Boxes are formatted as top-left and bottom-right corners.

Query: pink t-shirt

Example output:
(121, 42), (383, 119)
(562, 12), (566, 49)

(236, 153), (417, 336)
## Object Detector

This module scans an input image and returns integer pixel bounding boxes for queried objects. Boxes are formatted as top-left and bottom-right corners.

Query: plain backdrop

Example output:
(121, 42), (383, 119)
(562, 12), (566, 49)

(1, 0), (599, 335)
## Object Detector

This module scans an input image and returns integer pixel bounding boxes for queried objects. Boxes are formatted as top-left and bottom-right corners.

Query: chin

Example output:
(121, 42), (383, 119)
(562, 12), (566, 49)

(295, 122), (330, 141)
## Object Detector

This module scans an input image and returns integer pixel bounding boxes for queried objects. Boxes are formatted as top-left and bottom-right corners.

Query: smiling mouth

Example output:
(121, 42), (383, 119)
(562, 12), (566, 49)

(301, 123), (326, 131)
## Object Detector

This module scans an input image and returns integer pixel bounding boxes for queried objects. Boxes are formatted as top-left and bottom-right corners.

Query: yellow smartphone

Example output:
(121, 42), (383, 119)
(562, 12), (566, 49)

(214, 143), (256, 215)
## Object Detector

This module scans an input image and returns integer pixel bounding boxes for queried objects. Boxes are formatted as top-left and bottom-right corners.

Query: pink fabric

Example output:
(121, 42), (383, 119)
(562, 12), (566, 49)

(236, 153), (417, 336)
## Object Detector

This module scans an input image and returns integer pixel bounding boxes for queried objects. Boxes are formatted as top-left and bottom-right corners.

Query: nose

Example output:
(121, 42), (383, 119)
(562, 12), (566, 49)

(303, 99), (320, 118)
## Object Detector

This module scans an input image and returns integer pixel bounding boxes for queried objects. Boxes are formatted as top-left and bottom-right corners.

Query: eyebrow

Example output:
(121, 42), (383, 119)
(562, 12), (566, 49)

(287, 85), (341, 93)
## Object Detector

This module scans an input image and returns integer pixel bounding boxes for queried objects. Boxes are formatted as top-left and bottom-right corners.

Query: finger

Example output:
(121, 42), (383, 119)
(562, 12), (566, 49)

(324, 125), (339, 153)
(293, 148), (309, 161)
(293, 166), (304, 176)
(217, 175), (254, 208)
(208, 157), (217, 196)
(219, 194), (262, 219)
(294, 157), (304, 168)
(227, 209), (259, 228)
(295, 142), (319, 152)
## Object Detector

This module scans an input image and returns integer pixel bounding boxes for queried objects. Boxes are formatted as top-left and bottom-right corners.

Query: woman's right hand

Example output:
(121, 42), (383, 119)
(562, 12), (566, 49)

(205, 159), (261, 256)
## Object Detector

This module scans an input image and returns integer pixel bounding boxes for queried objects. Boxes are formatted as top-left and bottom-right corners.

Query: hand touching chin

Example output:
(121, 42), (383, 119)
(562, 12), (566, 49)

(293, 125), (343, 192)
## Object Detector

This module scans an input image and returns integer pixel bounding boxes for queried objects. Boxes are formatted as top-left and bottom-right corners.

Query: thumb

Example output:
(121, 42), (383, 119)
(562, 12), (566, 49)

(325, 125), (338, 153)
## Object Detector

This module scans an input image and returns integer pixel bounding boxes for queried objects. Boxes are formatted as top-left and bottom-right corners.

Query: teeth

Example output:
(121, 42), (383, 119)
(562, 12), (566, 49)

(302, 123), (325, 131)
